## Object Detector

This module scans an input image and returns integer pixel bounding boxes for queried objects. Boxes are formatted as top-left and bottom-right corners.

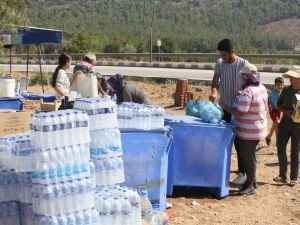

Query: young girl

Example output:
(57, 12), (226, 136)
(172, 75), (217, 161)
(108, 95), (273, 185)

(51, 53), (79, 100)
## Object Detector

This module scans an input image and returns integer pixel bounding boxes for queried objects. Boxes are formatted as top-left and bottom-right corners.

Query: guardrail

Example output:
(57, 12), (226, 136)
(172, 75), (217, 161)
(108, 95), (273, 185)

(1, 53), (300, 64)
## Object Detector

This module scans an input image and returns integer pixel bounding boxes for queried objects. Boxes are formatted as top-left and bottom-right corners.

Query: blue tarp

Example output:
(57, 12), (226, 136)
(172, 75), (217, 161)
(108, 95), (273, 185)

(21, 92), (56, 102)
(2, 26), (62, 48)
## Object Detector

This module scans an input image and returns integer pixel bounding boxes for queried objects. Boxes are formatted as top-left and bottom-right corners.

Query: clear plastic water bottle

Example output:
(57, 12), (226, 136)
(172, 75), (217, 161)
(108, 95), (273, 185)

(89, 161), (96, 189)
(111, 197), (122, 225)
(66, 213), (76, 225)
(121, 197), (132, 225)
(83, 209), (92, 225)
(65, 112), (75, 145)
(128, 188), (141, 225)
(98, 197), (111, 225)
(57, 114), (67, 147)
(57, 214), (67, 225)
(140, 189), (153, 219)
(75, 211), (84, 225)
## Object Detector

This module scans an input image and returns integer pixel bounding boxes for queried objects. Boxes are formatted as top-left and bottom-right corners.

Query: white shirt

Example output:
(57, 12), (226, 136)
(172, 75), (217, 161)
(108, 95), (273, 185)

(55, 69), (70, 99)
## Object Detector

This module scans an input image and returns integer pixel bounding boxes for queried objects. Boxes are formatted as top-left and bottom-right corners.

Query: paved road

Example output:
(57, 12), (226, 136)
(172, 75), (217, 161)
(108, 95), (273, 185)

(0, 64), (285, 85)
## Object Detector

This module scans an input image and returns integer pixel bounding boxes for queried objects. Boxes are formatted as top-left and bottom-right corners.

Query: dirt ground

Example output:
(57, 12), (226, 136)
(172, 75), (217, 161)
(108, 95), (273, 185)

(19, 77), (300, 225)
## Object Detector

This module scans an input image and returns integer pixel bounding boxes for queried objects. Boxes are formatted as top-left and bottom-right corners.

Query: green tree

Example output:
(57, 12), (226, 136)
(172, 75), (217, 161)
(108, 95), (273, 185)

(67, 32), (93, 53)
(103, 43), (121, 53)
(0, 0), (31, 28)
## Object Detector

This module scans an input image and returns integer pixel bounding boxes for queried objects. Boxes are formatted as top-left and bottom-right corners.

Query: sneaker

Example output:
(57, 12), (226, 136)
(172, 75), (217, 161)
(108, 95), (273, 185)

(239, 185), (255, 195)
(265, 137), (271, 146)
(273, 176), (287, 183)
(232, 173), (247, 185)
(290, 179), (298, 186)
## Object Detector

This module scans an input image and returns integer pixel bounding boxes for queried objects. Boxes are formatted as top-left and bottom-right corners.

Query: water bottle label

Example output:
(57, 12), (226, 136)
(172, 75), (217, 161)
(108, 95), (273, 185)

(30, 124), (35, 130)
(81, 163), (89, 172)
(35, 125), (41, 132)
(42, 125), (53, 132)
(65, 122), (73, 129)
(49, 168), (57, 179)
(109, 145), (121, 152)
(53, 124), (61, 131)
(57, 167), (64, 178)
(59, 123), (66, 130)
(76, 121), (89, 128)
(73, 164), (80, 174)
(65, 165), (72, 176)
(31, 171), (39, 179)
(86, 109), (95, 115)
(40, 170), (49, 180)
(96, 108), (105, 114)
(104, 108), (110, 113)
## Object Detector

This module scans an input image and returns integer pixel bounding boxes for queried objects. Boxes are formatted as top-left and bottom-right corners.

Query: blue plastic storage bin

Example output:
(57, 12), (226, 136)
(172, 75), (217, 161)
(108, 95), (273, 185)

(0, 95), (23, 110)
(120, 128), (172, 210)
(165, 114), (235, 198)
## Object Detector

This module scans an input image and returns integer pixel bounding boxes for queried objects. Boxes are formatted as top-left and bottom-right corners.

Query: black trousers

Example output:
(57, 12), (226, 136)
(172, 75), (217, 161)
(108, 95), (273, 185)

(235, 137), (259, 187)
(277, 119), (300, 180)
(223, 109), (245, 174)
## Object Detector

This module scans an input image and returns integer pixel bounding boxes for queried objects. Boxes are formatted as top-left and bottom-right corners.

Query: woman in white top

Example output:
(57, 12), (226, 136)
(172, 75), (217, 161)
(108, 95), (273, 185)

(51, 53), (79, 100)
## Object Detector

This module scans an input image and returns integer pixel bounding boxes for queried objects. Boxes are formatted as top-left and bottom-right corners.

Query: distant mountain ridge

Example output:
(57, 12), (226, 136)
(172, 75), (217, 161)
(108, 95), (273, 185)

(27, 0), (300, 53)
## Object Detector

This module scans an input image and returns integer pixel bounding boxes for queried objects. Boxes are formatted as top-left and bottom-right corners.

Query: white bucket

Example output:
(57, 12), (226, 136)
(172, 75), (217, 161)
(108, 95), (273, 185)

(0, 79), (16, 97)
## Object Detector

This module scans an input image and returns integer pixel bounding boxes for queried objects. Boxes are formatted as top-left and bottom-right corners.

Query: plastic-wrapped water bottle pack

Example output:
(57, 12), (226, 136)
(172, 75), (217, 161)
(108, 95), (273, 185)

(117, 102), (165, 130)
(0, 133), (34, 172)
(186, 100), (224, 124)
(95, 185), (141, 225)
(90, 128), (122, 158)
(93, 156), (125, 186)
(19, 203), (34, 225)
(30, 110), (90, 149)
(73, 97), (118, 130)
(0, 201), (20, 225)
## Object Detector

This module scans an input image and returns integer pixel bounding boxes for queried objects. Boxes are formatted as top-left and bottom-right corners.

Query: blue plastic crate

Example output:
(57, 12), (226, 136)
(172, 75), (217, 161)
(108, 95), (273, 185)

(120, 128), (172, 210)
(165, 114), (235, 198)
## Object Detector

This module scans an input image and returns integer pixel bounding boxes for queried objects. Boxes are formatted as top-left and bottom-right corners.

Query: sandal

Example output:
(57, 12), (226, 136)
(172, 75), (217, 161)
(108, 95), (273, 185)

(273, 176), (287, 183)
(290, 179), (298, 186)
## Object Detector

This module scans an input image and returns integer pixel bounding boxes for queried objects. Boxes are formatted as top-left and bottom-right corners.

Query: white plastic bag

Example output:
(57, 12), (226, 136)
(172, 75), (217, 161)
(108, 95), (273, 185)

(70, 73), (98, 98)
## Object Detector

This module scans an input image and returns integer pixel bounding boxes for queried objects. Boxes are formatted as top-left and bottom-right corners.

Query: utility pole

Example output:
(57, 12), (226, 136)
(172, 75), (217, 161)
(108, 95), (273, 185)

(144, 0), (156, 62)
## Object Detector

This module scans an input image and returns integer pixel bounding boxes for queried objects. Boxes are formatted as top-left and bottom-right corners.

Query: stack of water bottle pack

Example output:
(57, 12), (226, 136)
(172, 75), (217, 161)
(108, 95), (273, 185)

(117, 102), (165, 130)
(0, 133), (35, 225)
(74, 97), (124, 186)
(30, 110), (99, 225)
(74, 97), (142, 225)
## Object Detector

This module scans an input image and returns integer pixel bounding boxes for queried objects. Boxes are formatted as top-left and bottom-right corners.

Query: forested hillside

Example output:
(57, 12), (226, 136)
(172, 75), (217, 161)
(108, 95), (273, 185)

(28, 0), (300, 53)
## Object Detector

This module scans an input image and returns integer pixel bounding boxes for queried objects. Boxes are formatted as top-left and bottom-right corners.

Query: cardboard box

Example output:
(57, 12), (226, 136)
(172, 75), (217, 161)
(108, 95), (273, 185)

(0, 110), (31, 136)
(292, 94), (300, 123)
(40, 99), (61, 112)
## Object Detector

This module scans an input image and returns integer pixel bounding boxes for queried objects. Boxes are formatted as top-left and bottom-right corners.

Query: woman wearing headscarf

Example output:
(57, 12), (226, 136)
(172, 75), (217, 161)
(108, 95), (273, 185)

(107, 73), (150, 105)
(221, 63), (268, 195)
